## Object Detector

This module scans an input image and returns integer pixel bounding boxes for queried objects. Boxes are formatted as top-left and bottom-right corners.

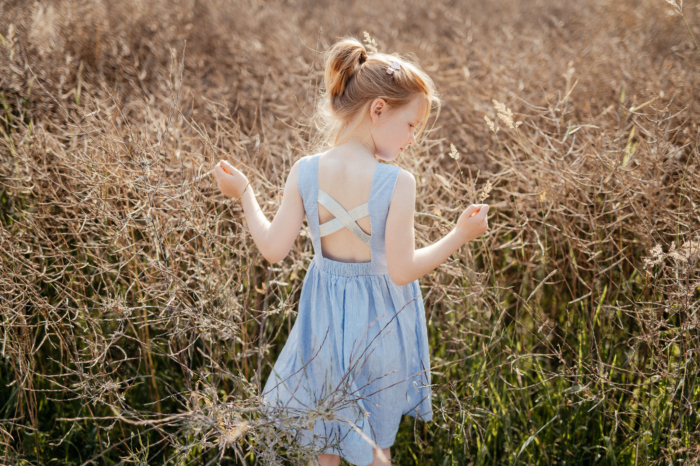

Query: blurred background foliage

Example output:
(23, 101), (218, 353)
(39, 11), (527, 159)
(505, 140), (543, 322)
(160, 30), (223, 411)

(1, 0), (699, 464)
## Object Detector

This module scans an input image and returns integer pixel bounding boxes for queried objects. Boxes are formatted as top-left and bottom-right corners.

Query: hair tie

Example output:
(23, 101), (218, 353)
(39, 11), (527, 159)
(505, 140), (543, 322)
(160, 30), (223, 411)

(359, 52), (367, 66)
(386, 61), (401, 75)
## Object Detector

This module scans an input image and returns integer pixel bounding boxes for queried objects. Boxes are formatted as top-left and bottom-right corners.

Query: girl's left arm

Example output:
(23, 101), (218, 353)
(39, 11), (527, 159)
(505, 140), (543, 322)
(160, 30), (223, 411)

(213, 159), (305, 264)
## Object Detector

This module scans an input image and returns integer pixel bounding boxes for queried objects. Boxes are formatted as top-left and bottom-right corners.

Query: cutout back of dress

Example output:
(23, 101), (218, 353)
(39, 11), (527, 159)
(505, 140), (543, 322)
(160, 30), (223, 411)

(317, 189), (371, 245)
(297, 153), (401, 274)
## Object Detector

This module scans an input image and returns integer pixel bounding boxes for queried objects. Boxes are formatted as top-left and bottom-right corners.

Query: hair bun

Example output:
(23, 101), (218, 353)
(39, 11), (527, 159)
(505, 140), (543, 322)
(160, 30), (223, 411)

(324, 39), (368, 98)
(358, 50), (367, 65)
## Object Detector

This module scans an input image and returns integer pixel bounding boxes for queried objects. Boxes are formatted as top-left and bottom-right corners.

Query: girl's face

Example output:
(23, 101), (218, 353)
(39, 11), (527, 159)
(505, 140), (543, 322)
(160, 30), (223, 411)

(369, 94), (426, 162)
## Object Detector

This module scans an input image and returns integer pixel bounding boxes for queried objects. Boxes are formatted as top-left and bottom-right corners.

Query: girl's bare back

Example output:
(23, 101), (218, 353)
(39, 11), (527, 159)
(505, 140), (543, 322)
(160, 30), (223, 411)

(316, 150), (378, 263)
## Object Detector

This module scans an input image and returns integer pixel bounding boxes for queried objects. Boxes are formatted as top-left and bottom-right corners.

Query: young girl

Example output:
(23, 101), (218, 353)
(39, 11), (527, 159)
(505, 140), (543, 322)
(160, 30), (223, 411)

(214, 37), (489, 466)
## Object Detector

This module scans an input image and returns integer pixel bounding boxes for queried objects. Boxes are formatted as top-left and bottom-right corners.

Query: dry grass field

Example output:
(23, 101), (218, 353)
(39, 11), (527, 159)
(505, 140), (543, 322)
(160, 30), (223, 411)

(1, 0), (699, 464)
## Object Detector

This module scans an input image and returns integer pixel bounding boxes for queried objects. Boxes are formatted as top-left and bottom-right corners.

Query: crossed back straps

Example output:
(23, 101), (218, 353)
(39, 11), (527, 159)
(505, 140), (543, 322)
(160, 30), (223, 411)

(296, 154), (402, 271)
(317, 189), (371, 245)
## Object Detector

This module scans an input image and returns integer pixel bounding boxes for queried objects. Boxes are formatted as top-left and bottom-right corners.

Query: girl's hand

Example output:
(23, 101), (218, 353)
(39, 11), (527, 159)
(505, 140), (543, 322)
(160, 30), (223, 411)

(455, 204), (490, 243)
(213, 160), (249, 198)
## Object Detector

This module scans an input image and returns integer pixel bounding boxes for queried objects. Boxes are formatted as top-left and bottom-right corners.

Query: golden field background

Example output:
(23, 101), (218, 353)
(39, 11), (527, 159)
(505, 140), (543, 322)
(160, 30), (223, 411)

(1, 0), (699, 464)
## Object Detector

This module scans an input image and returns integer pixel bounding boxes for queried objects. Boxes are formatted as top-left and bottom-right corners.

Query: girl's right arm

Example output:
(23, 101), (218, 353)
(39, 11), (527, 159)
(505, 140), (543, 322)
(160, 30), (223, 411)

(385, 169), (489, 286)
(213, 160), (305, 264)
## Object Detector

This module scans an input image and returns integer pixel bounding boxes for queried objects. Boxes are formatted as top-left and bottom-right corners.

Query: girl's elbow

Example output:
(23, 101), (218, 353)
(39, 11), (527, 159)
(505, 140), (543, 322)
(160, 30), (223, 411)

(388, 252), (414, 286)
(388, 268), (411, 287)
(262, 244), (292, 264)
(264, 251), (287, 264)
(393, 278), (410, 287)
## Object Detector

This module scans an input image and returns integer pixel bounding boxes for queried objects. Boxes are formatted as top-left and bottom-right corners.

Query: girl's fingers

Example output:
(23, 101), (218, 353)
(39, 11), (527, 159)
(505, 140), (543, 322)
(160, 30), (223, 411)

(465, 204), (480, 217)
(212, 166), (225, 183)
(470, 204), (490, 218)
(219, 160), (233, 174)
(469, 204), (485, 217)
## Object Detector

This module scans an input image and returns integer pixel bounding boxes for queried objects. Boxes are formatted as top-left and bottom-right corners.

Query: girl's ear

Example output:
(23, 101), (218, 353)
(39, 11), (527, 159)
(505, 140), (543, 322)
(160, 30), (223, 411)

(369, 98), (387, 124)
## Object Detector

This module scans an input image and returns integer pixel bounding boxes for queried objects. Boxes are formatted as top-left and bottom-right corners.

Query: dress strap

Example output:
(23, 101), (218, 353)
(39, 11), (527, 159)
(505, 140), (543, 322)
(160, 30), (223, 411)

(318, 189), (371, 245)
(297, 155), (318, 205)
(297, 154), (324, 253)
(368, 164), (402, 231)
(366, 164), (401, 274)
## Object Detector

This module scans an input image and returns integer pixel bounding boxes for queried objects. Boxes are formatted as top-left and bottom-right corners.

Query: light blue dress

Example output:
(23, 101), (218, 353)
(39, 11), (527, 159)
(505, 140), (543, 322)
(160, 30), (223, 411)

(262, 154), (432, 466)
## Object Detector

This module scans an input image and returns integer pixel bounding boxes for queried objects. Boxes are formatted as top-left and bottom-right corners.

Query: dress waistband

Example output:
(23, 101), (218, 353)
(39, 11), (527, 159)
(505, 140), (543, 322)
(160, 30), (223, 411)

(313, 254), (388, 277)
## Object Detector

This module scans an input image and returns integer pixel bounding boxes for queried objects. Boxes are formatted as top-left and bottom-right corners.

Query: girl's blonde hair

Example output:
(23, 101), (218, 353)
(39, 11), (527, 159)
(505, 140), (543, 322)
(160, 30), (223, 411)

(311, 36), (441, 151)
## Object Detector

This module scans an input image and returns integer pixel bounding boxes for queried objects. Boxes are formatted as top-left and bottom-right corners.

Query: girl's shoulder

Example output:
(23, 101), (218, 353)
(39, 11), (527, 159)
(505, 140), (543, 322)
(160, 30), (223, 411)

(295, 152), (323, 171)
(391, 167), (416, 201)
